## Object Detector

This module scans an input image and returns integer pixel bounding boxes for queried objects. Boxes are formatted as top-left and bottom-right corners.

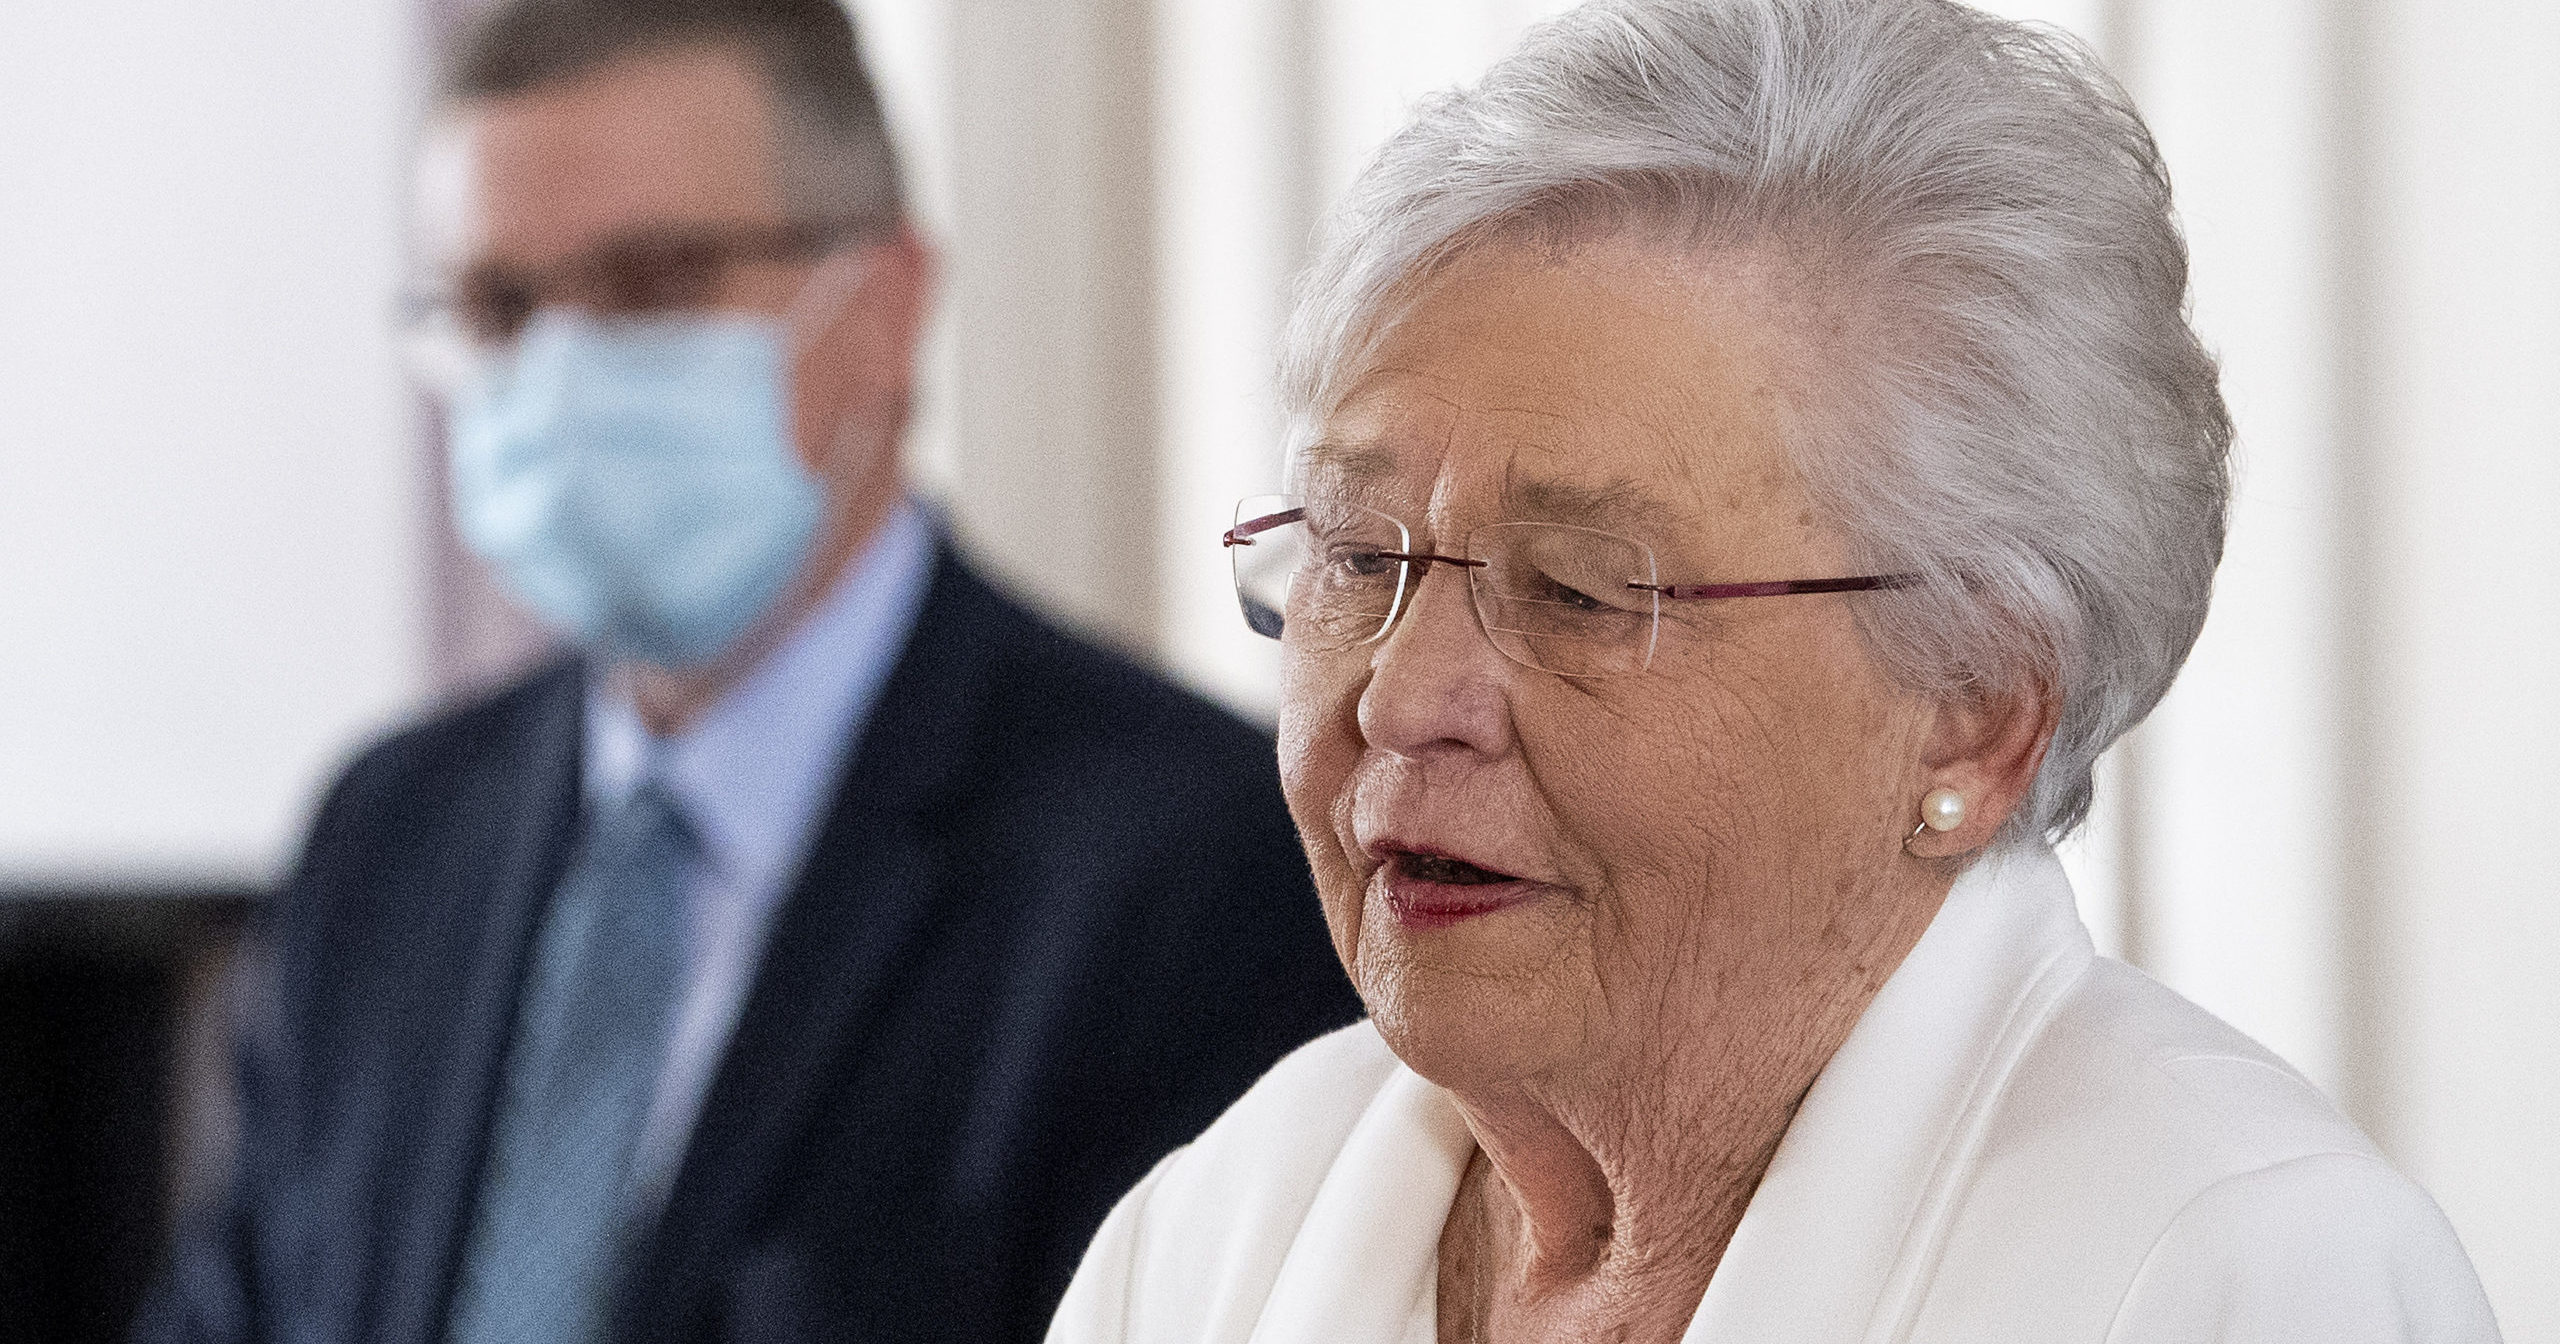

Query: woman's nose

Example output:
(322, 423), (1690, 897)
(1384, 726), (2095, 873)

(1355, 562), (1514, 761)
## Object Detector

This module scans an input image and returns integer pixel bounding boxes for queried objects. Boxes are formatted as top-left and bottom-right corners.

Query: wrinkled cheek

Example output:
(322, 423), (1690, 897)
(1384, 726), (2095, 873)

(1276, 651), (1368, 966)
(1347, 929), (1420, 1035)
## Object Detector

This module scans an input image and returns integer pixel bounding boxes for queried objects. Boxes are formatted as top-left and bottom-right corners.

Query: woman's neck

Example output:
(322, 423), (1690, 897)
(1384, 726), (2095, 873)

(1434, 1076), (1788, 1342)
(1434, 960), (1904, 1343)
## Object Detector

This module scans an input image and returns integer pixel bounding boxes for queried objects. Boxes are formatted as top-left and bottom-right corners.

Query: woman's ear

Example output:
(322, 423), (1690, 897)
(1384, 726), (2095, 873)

(1904, 680), (2058, 859)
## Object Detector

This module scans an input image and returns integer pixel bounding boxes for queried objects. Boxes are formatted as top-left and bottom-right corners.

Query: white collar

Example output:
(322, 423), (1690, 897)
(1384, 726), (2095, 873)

(1243, 846), (2095, 1344)
(1687, 845), (2093, 1342)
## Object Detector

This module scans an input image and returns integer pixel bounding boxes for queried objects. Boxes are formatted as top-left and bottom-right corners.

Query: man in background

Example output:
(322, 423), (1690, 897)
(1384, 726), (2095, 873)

(132, 1), (1359, 1340)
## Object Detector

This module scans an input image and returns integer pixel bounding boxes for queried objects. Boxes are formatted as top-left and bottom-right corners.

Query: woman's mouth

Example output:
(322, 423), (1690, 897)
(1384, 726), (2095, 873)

(1378, 848), (1536, 928)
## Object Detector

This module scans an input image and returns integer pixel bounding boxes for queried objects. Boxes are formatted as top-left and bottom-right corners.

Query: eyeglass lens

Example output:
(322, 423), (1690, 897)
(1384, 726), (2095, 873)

(1470, 522), (1658, 677)
(1229, 495), (1408, 645)
(1228, 495), (1663, 678)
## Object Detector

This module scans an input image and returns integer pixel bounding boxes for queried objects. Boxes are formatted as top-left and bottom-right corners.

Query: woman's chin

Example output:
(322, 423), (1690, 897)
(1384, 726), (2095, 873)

(1352, 891), (1593, 1092)
(1366, 987), (1585, 1096)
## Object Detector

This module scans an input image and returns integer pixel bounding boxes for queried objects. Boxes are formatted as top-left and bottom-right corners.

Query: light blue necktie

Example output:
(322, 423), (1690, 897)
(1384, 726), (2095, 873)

(446, 778), (696, 1344)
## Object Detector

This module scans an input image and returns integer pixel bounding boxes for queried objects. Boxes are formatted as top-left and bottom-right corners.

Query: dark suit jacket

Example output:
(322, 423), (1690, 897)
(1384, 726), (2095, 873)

(134, 545), (1363, 1344)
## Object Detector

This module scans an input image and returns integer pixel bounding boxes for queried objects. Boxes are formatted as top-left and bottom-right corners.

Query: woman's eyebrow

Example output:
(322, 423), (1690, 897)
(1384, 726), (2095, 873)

(1503, 475), (1681, 534)
(1297, 439), (1399, 484)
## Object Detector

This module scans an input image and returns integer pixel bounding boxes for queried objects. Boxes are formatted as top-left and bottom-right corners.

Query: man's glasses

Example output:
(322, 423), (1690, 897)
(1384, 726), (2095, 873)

(1223, 494), (1918, 678)
(406, 216), (885, 350)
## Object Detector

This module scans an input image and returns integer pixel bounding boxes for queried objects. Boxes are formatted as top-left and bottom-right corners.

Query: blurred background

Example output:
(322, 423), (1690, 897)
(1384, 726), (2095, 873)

(1, 0), (2551, 1337)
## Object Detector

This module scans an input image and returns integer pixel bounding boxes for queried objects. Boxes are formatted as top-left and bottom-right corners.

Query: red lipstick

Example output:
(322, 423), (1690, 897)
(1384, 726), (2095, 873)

(1376, 847), (1536, 929)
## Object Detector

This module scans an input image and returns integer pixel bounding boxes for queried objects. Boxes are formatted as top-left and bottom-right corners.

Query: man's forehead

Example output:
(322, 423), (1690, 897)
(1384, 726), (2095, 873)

(417, 43), (788, 266)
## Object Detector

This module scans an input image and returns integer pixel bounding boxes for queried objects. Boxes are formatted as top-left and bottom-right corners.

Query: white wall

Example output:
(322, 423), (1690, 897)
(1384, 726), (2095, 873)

(0, 0), (423, 887)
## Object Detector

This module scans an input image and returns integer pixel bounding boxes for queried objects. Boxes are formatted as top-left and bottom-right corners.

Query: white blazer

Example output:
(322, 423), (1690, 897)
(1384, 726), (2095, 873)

(1047, 847), (2501, 1344)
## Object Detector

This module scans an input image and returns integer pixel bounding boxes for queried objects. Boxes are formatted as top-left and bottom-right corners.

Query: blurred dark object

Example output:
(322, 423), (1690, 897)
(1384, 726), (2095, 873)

(0, 890), (254, 1344)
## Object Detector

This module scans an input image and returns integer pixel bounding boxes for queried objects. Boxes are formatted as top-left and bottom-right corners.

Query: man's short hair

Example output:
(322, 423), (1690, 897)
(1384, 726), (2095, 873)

(442, 0), (903, 221)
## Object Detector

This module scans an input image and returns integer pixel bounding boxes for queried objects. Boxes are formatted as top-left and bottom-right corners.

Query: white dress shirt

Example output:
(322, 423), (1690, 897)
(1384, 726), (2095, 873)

(1046, 845), (2502, 1344)
(581, 500), (935, 1206)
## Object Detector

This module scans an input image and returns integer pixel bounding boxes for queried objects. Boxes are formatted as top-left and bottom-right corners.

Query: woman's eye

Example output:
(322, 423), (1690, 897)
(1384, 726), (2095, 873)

(1535, 573), (1606, 611)
(1329, 546), (1398, 578)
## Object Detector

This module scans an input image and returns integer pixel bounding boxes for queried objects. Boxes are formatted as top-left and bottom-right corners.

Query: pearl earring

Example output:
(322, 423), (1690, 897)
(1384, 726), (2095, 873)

(1904, 787), (1967, 854)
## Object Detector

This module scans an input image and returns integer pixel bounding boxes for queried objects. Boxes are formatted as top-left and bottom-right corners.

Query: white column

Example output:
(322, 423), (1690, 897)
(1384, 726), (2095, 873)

(846, 0), (963, 508)
(937, 0), (1164, 656)
(1149, 0), (1317, 716)
(2115, 0), (2354, 1097)
(2369, 0), (2560, 1329)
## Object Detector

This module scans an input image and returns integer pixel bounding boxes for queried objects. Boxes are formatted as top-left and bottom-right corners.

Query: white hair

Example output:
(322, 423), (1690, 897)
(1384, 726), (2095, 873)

(1281, 0), (2231, 840)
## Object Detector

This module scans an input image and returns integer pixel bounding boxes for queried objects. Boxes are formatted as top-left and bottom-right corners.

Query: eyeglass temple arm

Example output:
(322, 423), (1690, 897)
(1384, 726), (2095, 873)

(1219, 511), (1915, 598)
(1219, 514), (1484, 575)
(1376, 551), (1485, 570)
(1222, 508), (1306, 546)
(1630, 574), (1920, 600)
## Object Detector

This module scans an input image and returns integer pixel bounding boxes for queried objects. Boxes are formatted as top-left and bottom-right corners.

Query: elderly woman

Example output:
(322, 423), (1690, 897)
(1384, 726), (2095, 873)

(1047, 1), (2498, 1341)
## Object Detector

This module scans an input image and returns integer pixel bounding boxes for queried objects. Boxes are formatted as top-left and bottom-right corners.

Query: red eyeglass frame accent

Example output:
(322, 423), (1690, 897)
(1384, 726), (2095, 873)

(1221, 507), (1921, 601)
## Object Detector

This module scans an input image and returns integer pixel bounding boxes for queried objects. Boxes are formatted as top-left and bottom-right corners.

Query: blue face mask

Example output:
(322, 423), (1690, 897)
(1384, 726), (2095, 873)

(449, 309), (826, 669)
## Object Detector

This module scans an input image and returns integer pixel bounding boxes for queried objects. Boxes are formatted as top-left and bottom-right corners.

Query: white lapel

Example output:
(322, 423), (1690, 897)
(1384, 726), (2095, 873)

(1249, 1066), (1476, 1344)
(1680, 846), (2095, 1344)
(1235, 848), (2091, 1344)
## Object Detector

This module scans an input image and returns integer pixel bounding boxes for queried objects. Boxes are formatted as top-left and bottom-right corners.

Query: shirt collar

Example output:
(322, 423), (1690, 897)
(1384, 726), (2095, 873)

(583, 499), (937, 891)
